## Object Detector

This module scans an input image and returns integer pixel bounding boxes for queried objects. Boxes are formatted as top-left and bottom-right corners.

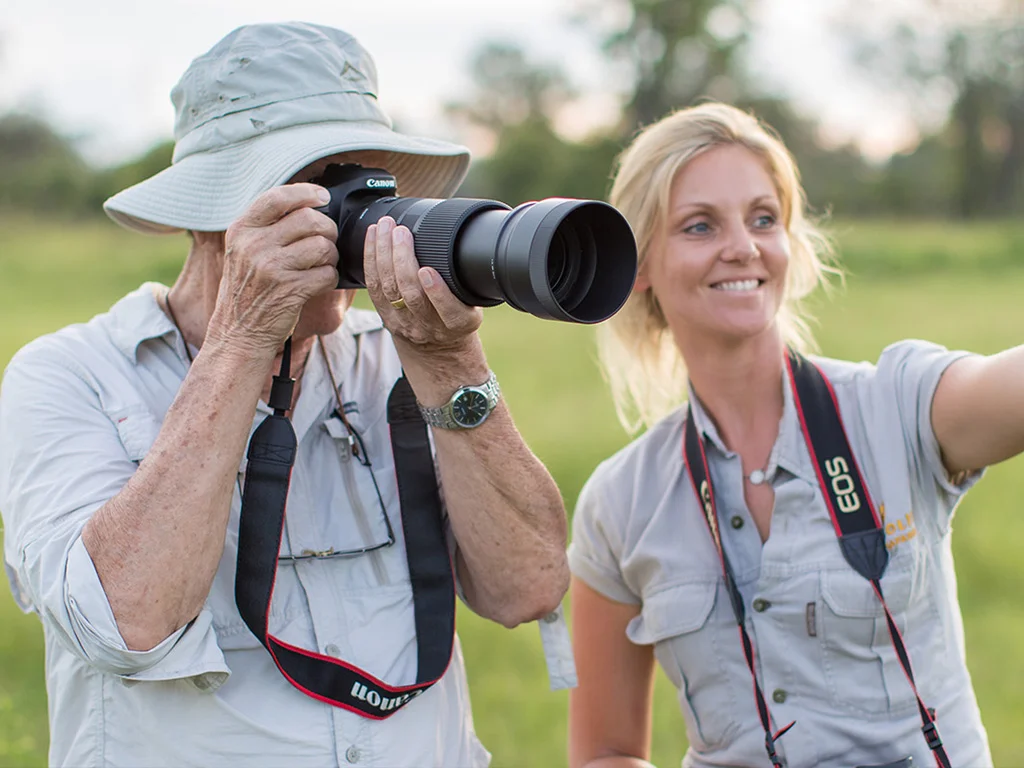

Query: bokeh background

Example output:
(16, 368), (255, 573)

(1, 0), (1023, 766)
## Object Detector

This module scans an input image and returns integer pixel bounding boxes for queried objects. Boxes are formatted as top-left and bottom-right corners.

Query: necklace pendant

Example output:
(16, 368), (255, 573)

(748, 469), (766, 485)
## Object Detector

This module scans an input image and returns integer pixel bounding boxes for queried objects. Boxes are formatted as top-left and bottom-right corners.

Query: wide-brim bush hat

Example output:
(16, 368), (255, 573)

(104, 22), (471, 234)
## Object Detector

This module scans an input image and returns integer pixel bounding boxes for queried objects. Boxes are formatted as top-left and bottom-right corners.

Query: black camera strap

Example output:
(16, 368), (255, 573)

(683, 349), (950, 768)
(234, 339), (455, 718)
(684, 413), (794, 767)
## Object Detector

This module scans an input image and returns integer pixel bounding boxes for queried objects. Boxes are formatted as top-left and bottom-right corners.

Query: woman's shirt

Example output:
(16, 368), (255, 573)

(569, 340), (993, 768)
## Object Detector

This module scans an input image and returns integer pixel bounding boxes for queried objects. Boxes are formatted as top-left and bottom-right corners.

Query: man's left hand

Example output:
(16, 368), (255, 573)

(364, 216), (483, 357)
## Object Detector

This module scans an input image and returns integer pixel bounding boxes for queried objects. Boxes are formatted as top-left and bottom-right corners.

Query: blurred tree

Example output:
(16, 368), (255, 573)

(574, 0), (753, 129)
(447, 42), (622, 204)
(565, 0), (891, 217)
(446, 43), (576, 134)
(0, 109), (174, 218)
(0, 113), (92, 215)
(842, 0), (1024, 217)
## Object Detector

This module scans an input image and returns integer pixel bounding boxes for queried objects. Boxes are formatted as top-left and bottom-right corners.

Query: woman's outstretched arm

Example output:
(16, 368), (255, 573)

(932, 345), (1024, 473)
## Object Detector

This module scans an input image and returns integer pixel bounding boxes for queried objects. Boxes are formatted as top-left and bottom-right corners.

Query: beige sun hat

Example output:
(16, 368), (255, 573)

(104, 22), (471, 234)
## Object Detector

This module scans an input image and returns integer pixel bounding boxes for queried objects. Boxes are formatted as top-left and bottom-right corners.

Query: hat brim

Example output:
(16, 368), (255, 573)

(103, 120), (471, 234)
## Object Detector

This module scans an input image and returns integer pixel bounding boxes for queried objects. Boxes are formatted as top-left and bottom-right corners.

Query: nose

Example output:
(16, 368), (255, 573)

(720, 225), (759, 264)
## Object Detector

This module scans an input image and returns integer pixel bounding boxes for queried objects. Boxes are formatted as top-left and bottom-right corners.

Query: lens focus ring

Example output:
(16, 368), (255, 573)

(413, 199), (510, 306)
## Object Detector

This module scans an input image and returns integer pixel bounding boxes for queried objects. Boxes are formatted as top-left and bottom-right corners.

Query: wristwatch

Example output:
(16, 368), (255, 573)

(417, 371), (501, 429)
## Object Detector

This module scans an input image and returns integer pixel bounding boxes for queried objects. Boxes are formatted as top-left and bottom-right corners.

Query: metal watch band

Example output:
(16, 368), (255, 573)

(417, 371), (501, 430)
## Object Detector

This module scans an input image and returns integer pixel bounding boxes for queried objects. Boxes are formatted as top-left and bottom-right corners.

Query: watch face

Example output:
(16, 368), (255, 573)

(452, 388), (490, 427)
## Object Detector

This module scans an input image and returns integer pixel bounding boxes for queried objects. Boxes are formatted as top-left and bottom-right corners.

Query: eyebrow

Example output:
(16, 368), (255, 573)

(672, 194), (780, 216)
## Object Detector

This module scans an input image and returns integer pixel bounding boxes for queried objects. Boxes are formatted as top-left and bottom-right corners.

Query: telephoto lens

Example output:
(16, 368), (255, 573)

(314, 164), (637, 324)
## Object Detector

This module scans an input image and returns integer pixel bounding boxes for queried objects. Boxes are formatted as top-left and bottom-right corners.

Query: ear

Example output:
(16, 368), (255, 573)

(633, 258), (651, 293)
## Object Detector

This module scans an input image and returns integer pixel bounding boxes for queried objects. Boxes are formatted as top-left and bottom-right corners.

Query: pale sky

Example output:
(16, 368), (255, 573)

(1, 0), (935, 166)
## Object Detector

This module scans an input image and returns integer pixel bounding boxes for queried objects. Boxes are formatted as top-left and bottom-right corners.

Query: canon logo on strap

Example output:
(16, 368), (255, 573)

(366, 178), (397, 189)
(350, 682), (423, 713)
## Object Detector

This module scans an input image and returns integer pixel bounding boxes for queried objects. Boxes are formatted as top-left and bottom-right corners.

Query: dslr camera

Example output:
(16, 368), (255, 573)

(313, 163), (638, 324)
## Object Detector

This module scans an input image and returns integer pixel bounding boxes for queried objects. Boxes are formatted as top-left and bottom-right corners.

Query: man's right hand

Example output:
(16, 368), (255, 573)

(206, 183), (339, 356)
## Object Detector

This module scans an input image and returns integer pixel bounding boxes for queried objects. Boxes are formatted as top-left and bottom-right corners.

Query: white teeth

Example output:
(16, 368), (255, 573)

(713, 279), (760, 292)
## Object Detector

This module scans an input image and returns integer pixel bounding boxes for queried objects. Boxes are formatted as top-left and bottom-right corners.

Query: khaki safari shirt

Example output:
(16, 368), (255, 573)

(569, 341), (992, 768)
(1, 284), (491, 768)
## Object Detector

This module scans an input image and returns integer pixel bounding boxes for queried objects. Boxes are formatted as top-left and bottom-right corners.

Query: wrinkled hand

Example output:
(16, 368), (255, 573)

(365, 217), (483, 355)
(206, 184), (339, 355)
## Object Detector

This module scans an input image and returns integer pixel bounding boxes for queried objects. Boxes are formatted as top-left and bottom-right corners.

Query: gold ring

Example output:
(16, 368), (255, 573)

(390, 297), (408, 310)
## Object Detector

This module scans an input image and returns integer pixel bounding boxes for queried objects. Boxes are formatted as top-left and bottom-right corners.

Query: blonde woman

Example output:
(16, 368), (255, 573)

(567, 103), (1009, 768)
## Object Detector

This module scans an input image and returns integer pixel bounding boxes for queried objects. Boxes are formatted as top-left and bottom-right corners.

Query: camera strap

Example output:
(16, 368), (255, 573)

(234, 339), (455, 719)
(683, 349), (950, 768)
(684, 409), (794, 767)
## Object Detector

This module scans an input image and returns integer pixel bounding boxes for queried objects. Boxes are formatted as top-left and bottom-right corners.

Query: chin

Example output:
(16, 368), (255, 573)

(702, 312), (780, 345)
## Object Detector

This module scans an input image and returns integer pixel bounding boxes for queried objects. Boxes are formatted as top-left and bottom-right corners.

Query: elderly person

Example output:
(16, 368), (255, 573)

(0, 22), (569, 767)
(566, 103), (1007, 768)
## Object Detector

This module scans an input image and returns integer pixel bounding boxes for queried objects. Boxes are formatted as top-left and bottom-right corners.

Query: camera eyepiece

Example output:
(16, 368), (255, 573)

(314, 163), (637, 324)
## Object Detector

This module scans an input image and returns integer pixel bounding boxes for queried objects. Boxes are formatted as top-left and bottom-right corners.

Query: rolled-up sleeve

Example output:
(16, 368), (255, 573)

(874, 340), (983, 521)
(568, 467), (639, 605)
(0, 340), (228, 684)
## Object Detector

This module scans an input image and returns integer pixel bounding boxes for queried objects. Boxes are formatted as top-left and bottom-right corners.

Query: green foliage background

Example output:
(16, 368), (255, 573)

(0, 216), (1023, 766)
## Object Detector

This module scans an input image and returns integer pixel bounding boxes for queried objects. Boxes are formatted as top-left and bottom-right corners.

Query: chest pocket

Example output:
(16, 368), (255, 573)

(111, 404), (162, 462)
(628, 581), (743, 750)
(819, 562), (948, 716)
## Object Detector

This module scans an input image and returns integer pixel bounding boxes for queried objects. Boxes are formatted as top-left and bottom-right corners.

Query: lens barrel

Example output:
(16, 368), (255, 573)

(318, 164), (637, 324)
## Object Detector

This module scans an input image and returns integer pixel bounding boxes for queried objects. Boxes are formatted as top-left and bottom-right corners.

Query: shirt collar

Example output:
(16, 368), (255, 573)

(106, 283), (179, 363)
(107, 283), (384, 368)
(686, 362), (817, 485)
(105, 283), (386, 434)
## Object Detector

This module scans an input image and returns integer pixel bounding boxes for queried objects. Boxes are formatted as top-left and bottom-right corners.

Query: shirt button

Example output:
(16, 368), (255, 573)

(345, 746), (361, 764)
(772, 688), (787, 704)
(753, 598), (771, 612)
(730, 516), (744, 529)
(543, 611), (560, 624)
(325, 643), (341, 658)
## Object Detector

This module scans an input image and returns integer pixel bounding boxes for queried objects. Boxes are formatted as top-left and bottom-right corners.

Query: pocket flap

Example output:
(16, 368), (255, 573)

(821, 567), (913, 618)
(627, 581), (717, 645)
(110, 405), (162, 462)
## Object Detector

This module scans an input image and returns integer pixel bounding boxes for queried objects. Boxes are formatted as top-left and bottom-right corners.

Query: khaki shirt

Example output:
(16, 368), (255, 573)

(569, 341), (992, 768)
(1, 284), (490, 767)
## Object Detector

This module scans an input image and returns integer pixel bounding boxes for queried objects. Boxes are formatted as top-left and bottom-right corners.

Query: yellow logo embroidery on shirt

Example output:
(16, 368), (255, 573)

(884, 507), (917, 550)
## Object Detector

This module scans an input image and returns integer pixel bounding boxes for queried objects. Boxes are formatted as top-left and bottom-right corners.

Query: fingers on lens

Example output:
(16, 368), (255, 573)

(391, 227), (422, 296)
(422, 272), (480, 330)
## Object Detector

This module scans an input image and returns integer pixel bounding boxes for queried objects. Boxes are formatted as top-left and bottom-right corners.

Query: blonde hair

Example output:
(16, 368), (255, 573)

(598, 102), (838, 433)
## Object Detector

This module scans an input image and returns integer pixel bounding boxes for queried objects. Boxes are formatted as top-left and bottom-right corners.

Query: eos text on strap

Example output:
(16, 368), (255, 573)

(682, 349), (950, 768)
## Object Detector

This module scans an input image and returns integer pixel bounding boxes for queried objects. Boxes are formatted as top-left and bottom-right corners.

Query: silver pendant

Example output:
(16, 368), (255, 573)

(748, 469), (766, 485)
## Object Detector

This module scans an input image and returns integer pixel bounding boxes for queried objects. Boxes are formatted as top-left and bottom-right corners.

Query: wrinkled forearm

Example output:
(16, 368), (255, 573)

(396, 336), (569, 628)
(441, 414), (570, 627)
(82, 339), (275, 650)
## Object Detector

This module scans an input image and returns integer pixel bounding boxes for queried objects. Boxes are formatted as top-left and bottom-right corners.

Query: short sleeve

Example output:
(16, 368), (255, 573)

(568, 467), (639, 605)
(875, 339), (982, 505)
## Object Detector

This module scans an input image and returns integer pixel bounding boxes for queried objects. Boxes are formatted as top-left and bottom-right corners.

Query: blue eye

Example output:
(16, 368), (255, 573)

(684, 222), (710, 234)
(754, 214), (776, 229)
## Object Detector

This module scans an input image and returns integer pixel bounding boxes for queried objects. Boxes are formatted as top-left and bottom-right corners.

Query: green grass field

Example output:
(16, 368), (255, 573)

(1, 216), (1023, 767)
